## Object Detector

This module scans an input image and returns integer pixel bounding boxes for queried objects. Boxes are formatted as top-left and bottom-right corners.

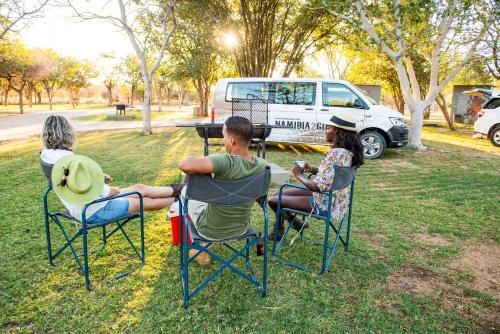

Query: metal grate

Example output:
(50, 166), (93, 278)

(231, 99), (269, 124)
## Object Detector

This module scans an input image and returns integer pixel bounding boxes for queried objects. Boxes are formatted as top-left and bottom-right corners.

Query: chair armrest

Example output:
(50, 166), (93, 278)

(82, 191), (143, 220)
(278, 183), (328, 196)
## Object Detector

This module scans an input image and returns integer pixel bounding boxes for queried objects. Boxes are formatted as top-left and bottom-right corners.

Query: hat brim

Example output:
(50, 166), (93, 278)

(51, 154), (104, 205)
(325, 120), (360, 132)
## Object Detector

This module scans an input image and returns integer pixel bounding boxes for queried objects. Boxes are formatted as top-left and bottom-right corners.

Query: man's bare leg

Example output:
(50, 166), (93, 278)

(120, 184), (174, 199)
(127, 197), (175, 213)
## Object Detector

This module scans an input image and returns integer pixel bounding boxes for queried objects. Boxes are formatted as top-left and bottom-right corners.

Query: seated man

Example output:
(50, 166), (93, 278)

(178, 116), (268, 265)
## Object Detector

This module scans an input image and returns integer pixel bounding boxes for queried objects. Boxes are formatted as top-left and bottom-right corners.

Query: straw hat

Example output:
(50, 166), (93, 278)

(51, 154), (104, 205)
(325, 112), (361, 132)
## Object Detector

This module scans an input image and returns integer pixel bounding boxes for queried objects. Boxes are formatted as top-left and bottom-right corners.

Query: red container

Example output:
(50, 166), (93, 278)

(169, 207), (192, 246)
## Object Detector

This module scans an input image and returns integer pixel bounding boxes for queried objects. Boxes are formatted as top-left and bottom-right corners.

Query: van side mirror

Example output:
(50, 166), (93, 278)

(353, 99), (364, 109)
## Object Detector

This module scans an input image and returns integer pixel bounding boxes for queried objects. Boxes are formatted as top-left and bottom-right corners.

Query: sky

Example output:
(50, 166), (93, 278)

(17, 1), (331, 78)
(20, 3), (133, 61)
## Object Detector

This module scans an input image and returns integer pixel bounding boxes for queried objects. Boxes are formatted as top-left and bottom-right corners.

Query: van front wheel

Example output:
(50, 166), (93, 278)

(361, 131), (386, 159)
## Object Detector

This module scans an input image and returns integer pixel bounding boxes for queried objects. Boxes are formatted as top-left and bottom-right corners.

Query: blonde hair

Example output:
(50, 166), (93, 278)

(42, 115), (76, 150)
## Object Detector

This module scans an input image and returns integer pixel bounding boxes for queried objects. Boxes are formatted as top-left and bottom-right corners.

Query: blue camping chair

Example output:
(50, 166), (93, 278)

(272, 166), (356, 273)
(179, 167), (271, 308)
(41, 160), (145, 290)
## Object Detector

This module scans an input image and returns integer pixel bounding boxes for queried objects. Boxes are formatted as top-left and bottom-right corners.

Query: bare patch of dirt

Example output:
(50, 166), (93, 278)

(385, 160), (419, 169)
(449, 242), (500, 299)
(407, 233), (451, 246)
(386, 264), (499, 333)
(367, 233), (387, 253)
(387, 265), (448, 297)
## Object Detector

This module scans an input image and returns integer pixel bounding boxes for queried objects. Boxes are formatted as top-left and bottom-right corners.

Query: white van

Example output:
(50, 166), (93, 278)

(211, 78), (409, 159)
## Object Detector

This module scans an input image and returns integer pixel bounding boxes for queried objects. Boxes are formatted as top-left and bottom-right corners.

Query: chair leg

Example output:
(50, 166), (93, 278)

(140, 213), (145, 264)
(262, 213), (269, 297)
(345, 180), (355, 251)
(102, 225), (107, 246)
(321, 218), (331, 274)
(182, 238), (189, 309)
(44, 212), (54, 266)
(82, 228), (90, 290)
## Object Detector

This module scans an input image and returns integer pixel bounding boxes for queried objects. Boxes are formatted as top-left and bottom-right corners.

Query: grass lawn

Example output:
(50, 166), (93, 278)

(76, 109), (198, 122)
(0, 104), (108, 114)
(0, 127), (498, 333)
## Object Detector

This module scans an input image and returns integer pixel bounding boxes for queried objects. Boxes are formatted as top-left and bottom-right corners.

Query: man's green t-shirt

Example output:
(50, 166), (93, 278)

(195, 153), (268, 240)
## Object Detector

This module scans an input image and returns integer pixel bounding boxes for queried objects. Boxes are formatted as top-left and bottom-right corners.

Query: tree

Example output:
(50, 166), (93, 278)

(154, 61), (174, 111)
(122, 54), (142, 105)
(36, 49), (65, 110)
(69, 0), (177, 134)
(169, 1), (235, 116)
(210, 0), (339, 77)
(479, 18), (499, 79)
(99, 53), (121, 105)
(324, 0), (496, 149)
(0, 38), (33, 113)
(61, 58), (96, 108)
(0, 0), (49, 39)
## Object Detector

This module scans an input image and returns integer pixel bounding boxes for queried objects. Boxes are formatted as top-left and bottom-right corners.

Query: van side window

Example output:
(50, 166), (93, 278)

(272, 82), (316, 106)
(483, 98), (500, 110)
(323, 83), (362, 108)
(225, 82), (270, 102)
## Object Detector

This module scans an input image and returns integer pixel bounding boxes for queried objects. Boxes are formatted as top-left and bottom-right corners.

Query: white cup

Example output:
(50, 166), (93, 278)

(295, 160), (306, 168)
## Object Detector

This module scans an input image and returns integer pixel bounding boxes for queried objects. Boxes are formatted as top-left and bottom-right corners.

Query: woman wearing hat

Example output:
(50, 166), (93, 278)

(268, 111), (364, 240)
(41, 115), (182, 223)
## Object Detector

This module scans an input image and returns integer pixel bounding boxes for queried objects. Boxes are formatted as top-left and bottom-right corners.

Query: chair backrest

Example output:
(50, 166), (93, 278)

(186, 166), (271, 205)
(40, 159), (54, 185)
(330, 165), (356, 191)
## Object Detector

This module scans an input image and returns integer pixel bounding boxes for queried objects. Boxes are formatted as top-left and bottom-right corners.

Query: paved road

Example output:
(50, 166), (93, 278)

(0, 107), (202, 142)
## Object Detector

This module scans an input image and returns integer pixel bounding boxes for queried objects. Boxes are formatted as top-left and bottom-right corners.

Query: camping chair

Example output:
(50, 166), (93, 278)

(179, 167), (271, 309)
(41, 160), (145, 290)
(272, 166), (356, 274)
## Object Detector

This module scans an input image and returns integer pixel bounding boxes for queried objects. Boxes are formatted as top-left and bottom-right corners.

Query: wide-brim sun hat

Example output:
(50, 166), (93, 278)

(325, 112), (361, 132)
(51, 154), (104, 205)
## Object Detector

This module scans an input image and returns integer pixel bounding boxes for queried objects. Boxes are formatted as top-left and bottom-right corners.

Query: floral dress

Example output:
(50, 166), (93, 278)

(312, 148), (353, 220)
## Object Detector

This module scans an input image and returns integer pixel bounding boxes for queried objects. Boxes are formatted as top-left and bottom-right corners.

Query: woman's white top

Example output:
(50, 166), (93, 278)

(41, 149), (110, 221)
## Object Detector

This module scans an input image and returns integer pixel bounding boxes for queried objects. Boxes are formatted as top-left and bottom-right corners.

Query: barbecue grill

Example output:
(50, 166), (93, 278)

(177, 99), (282, 159)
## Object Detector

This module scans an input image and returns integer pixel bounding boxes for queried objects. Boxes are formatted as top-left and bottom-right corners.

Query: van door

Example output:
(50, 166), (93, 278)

(267, 81), (318, 143)
(316, 82), (366, 143)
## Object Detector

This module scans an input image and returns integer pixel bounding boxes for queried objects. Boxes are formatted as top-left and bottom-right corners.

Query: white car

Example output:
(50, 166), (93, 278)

(472, 90), (500, 147)
(211, 78), (408, 159)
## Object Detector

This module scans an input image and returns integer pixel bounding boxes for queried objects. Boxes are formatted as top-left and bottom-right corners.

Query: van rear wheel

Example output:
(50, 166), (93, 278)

(490, 127), (500, 147)
(361, 131), (386, 159)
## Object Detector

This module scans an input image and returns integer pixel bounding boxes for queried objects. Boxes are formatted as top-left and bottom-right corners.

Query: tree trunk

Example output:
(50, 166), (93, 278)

(17, 89), (24, 114)
(45, 88), (53, 110)
(178, 85), (183, 108)
(107, 86), (113, 105)
(27, 85), (33, 108)
(166, 87), (171, 106)
(436, 93), (455, 131)
(408, 103), (426, 149)
(142, 78), (153, 134)
(37, 91), (42, 104)
(3, 88), (9, 106)
(157, 86), (162, 112)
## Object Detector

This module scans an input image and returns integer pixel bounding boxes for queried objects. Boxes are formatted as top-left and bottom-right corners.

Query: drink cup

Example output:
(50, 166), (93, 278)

(295, 160), (306, 168)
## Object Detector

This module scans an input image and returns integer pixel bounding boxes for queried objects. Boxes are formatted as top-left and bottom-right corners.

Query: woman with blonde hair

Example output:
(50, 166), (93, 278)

(40, 115), (183, 223)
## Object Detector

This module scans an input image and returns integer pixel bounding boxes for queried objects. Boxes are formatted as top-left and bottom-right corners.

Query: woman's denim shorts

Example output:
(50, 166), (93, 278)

(87, 199), (130, 224)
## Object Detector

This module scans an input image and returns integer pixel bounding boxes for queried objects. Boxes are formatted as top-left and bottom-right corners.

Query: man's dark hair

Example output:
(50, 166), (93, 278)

(224, 116), (253, 145)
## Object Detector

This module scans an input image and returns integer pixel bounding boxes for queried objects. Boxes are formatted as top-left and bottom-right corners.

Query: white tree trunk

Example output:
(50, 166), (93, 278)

(408, 102), (427, 149)
(142, 77), (152, 134)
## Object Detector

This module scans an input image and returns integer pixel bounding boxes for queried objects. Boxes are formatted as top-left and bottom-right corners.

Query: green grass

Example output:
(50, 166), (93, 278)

(0, 128), (498, 333)
(0, 104), (108, 113)
(77, 109), (197, 122)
